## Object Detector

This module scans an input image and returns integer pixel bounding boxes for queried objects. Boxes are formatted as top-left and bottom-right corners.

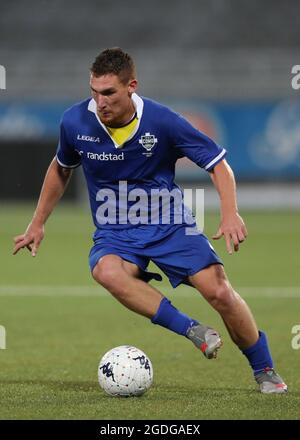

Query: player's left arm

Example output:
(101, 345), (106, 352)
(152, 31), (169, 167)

(209, 159), (248, 254)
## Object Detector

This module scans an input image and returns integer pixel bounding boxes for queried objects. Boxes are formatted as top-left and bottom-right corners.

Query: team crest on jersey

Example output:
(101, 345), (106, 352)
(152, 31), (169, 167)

(138, 132), (158, 157)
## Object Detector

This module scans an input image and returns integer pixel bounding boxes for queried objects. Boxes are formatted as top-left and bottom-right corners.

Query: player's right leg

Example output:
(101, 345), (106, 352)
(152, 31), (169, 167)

(92, 254), (220, 359)
(92, 254), (163, 318)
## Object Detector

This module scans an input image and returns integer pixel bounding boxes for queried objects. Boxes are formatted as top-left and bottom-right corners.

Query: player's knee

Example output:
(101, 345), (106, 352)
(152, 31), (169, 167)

(92, 258), (121, 291)
(209, 282), (236, 311)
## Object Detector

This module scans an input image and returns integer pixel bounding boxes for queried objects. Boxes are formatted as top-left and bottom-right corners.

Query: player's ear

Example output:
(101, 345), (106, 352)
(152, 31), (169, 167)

(128, 79), (138, 94)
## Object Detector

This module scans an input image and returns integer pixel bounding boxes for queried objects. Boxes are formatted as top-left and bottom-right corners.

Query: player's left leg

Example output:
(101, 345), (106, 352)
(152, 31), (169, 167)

(188, 264), (287, 393)
(189, 264), (258, 348)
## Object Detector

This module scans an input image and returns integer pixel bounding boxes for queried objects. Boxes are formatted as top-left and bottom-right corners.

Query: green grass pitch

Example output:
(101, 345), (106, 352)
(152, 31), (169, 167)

(1, 204), (300, 419)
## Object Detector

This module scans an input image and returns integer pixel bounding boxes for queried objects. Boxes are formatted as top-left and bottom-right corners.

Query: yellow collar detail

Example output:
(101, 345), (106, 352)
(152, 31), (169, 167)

(106, 116), (138, 147)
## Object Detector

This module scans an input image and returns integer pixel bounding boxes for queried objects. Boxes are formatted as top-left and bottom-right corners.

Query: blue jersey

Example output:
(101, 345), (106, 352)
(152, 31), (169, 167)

(56, 94), (226, 233)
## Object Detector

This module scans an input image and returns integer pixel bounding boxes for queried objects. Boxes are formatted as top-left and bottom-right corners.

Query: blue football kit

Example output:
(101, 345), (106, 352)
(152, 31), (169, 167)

(56, 93), (227, 287)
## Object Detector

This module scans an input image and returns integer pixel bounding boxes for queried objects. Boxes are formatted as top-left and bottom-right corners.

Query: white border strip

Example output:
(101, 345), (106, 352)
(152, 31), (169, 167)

(204, 148), (226, 170)
(56, 155), (81, 169)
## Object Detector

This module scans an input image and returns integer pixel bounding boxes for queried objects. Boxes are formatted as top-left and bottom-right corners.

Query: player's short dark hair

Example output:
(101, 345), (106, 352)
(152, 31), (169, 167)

(91, 48), (136, 84)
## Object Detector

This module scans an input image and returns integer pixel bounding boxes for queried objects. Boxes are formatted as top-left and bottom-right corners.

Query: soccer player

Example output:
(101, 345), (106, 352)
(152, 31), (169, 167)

(14, 48), (287, 394)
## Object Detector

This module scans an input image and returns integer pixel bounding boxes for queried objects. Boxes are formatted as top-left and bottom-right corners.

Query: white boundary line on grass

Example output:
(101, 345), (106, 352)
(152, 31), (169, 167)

(0, 286), (299, 297)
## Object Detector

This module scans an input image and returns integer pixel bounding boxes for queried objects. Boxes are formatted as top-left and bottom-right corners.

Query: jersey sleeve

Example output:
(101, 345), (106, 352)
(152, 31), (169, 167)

(56, 117), (81, 168)
(171, 112), (226, 171)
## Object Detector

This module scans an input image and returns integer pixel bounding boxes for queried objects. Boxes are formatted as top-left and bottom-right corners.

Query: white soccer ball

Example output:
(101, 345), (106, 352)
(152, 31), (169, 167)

(98, 345), (153, 397)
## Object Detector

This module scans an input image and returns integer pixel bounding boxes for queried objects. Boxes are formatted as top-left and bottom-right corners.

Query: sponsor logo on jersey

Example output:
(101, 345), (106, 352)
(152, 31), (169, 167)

(138, 132), (158, 157)
(77, 134), (101, 143)
(87, 151), (124, 161)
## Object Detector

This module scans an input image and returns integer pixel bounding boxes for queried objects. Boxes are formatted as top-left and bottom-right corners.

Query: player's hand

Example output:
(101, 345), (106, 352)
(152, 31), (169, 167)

(13, 222), (45, 257)
(212, 213), (248, 254)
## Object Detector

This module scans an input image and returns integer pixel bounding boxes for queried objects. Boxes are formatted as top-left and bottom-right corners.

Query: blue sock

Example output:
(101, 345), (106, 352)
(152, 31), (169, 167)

(242, 331), (274, 375)
(151, 297), (198, 336)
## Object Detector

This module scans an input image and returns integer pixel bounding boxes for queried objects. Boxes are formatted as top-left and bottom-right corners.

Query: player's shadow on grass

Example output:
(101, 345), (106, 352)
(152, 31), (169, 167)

(158, 383), (286, 396)
(2, 380), (296, 397)
(0, 379), (153, 400)
(1, 379), (243, 395)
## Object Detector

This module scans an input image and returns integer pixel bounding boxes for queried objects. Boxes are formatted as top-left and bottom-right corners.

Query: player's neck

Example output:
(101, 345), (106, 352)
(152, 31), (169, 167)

(106, 102), (136, 128)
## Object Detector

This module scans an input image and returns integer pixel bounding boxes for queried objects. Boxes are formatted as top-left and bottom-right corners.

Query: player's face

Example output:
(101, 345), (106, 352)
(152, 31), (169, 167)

(90, 73), (137, 127)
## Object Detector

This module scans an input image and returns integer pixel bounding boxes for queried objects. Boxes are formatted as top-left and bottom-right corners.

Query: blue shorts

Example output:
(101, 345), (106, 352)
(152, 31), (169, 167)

(89, 224), (222, 288)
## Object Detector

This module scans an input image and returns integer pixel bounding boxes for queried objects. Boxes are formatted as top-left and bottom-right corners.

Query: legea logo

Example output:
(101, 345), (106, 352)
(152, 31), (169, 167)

(0, 65), (6, 90)
(77, 134), (101, 142)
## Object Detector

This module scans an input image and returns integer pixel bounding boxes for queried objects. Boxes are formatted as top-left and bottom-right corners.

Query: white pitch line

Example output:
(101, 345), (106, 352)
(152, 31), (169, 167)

(0, 286), (105, 296)
(0, 286), (299, 298)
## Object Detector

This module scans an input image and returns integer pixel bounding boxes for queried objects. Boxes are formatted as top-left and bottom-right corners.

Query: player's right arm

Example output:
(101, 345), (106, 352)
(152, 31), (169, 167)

(13, 158), (73, 257)
(14, 110), (81, 257)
